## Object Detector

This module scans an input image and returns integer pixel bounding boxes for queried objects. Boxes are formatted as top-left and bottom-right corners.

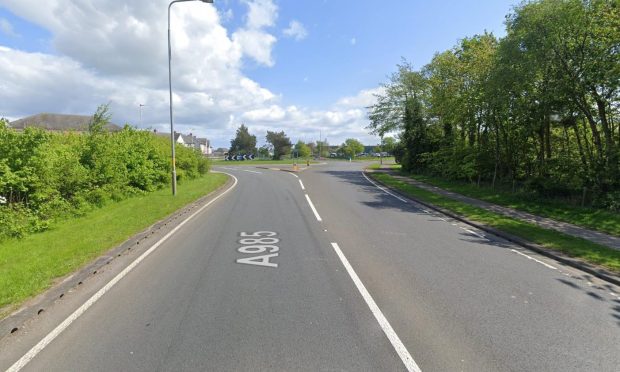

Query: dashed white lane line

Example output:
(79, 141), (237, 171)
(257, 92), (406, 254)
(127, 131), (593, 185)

(362, 172), (408, 203)
(510, 249), (558, 270)
(305, 194), (323, 222)
(288, 172), (299, 179)
(299, 180), (306, 190)
(330, 242), (421, 372)
(241, 169), (262, 174)
(7, 174), (239, 372)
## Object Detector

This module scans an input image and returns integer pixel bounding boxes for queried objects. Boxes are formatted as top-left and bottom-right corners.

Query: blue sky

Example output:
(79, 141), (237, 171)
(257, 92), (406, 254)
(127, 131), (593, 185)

(0, 0), (520, 147)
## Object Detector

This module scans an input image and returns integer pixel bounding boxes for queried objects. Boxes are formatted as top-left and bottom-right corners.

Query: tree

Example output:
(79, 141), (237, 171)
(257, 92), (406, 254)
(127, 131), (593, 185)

(229, 124), (256, 155)
(294, 140), (311, 158)
(382, 137), (396, 154)
(316, 140), (330, 158)
(266, 131), (292, 160)
(258, 145), (271, 159)
(341, 138), (364, 158)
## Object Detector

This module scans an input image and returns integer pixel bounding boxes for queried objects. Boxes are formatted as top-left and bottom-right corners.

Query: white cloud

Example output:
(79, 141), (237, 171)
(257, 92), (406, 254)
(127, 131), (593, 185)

(244, 0), (277, 29)
(232, 0), (278, 66)
(0, 18), (18, 37)
(0, 0), (381, 148)
(232, 28), (276, 66)
(336, 87), (384, 108)
(283, 20), (307, 41)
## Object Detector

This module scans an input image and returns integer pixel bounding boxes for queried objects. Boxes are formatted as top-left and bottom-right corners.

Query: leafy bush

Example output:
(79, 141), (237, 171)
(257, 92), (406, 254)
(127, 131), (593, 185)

(0, 107), (210, 241)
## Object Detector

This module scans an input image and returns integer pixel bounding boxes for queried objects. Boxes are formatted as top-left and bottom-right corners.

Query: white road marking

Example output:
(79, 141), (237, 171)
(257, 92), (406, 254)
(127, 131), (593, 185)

(461, 227), (486, 240)
(305, 194), (323, 222)
(6, 173), (239, 372)
(330, 242), (421, 372)
(242, 169), (262, 174)
(510, 249), (557, 270)
(299, 180), (306, 190)
(362, 172), (408, 203)
(288, 172), (299, 179)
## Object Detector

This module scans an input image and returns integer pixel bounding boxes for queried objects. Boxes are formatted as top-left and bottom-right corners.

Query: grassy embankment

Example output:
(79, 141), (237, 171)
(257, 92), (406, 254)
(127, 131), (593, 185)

(404, 173), (620, 237)
(369, 172), (620, 274)
(0, 173), (228, 316)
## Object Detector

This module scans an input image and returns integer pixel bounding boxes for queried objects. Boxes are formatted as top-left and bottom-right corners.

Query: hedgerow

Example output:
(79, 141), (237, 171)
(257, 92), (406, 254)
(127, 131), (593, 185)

(0, 106), (209, 240)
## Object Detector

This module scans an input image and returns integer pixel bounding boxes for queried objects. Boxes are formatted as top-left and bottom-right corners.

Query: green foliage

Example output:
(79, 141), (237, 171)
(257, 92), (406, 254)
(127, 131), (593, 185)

(0, 107), (209, 241)
(229, 124), (257, 155)
(294, 140), (311, 158)
(266, 130), (292, 160)
(368, 0), (620, 209)
(341, 138), (364, 158)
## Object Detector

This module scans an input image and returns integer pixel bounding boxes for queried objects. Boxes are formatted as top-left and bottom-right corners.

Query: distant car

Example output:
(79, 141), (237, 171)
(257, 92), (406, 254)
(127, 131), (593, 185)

(329, 153), (338, 158)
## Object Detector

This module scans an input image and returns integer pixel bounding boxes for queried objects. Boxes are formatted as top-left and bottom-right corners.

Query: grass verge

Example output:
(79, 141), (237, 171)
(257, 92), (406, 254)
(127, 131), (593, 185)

(369, 172), (620, 274)
(0, 172), (228, 314)
(406, 173), (620, 237)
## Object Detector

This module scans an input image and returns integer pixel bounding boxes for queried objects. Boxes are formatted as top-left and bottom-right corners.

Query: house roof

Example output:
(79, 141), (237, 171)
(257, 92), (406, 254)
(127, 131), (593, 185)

(9, 113), (121, 132)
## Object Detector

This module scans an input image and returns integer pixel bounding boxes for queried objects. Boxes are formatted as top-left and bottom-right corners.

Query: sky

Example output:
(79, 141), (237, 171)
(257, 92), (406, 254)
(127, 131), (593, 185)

(0, 0), (520, 148)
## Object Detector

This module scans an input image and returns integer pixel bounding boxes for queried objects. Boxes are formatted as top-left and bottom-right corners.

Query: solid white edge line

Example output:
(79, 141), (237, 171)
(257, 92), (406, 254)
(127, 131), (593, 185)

(304, 194), (323, 222)
(330, 242), (421, 372)
(299, 180), (306, 190)
(7, 172), (239, 372)
(362, 172), (408, 203)
(288, 172), (299, 179)
(510, 249), (557, 270)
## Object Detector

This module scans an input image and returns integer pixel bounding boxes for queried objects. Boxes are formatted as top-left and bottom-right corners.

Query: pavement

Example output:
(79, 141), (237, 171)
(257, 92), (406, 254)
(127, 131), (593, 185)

(370, 168), (620, 251)
(1, 162), (619, 371)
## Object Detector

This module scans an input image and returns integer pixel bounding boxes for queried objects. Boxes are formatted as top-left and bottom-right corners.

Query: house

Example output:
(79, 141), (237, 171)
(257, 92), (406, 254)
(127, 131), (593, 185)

(173, 132), (211, 156)
(9, 113), (122, 132)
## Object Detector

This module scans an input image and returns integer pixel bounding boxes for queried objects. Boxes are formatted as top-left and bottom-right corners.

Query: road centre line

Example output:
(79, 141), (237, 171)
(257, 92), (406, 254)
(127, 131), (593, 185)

(304, 194), (323, 222)
(330, 242), (421, 372)
(6, 173), (239, 372)
(362, 172), (408, 203)
(242, 169), (262, 174)
(510, 249), (558, 270)
(299, 180), (306, 190)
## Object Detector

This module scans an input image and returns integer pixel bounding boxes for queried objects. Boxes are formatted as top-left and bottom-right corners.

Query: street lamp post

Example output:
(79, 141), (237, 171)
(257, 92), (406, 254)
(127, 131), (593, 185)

(139, 103), (145, 126)
(168, 0), (213, 196)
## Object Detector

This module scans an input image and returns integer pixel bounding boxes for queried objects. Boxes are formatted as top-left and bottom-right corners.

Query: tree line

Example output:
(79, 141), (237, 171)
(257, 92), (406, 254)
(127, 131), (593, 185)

(368, 0), (619, 210)
(0, 105), (210, 240)
(229, 124), (370, 160)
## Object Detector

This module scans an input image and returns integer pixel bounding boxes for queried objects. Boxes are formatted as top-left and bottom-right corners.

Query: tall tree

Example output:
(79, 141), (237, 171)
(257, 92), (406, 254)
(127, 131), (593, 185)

(229, 124), (256, 155)
(266, 131), (292, 160)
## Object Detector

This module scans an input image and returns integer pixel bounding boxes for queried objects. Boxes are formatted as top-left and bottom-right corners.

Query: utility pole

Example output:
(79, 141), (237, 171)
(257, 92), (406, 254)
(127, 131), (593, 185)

(319, 130), (322, 159)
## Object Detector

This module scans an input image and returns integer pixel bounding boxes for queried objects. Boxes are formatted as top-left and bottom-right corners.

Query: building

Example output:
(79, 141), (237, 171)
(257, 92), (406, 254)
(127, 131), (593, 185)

(173, 132), (212, 156)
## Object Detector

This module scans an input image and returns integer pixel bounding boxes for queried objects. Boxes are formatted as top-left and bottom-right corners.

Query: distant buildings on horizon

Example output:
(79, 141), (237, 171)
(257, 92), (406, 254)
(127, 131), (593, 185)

(8, 113), (212, 156)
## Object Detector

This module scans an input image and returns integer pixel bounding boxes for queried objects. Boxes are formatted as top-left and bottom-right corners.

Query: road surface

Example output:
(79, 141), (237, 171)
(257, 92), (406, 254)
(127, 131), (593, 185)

(1, 161), (619, 371)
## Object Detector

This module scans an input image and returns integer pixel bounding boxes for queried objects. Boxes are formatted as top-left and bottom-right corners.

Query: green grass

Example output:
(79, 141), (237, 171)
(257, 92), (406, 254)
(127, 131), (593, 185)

(0, 173), (228, 315)
(404, 173), (620, 237)
(369, 172), (620, 274)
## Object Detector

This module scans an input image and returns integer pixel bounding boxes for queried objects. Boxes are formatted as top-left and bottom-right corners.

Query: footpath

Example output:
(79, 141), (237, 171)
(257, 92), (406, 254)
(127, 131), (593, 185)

(371, 168), (620, 251)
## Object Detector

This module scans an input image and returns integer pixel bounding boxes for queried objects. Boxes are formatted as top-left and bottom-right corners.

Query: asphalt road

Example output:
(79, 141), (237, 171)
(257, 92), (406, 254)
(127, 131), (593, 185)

(1, 161), (619, 371)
